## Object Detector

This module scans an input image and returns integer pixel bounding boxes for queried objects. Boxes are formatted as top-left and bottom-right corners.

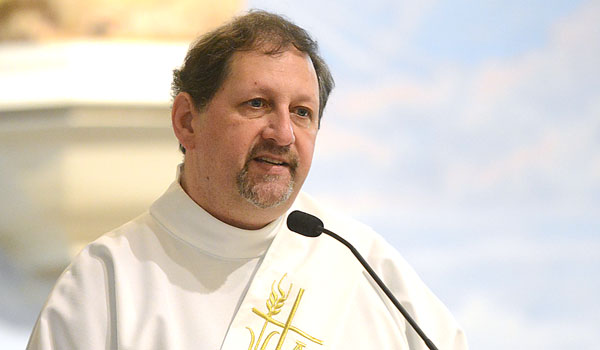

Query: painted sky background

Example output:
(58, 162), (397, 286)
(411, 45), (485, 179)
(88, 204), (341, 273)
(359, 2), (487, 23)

(249, 0), (600, 349)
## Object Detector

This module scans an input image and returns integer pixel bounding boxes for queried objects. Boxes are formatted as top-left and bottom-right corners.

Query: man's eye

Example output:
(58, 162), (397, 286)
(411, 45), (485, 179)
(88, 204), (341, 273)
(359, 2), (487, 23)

(248, 99), (265, 108)
(294, 107), (311, 118)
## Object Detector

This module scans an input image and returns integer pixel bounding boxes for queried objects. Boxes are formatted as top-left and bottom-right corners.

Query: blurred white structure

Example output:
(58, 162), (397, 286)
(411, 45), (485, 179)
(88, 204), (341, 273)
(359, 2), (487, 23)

(0, 42), (187, 329)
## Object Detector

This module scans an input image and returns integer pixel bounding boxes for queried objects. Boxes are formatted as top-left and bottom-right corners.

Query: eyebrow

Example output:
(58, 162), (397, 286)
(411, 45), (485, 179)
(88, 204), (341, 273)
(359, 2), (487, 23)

(248, 84), (318, 105)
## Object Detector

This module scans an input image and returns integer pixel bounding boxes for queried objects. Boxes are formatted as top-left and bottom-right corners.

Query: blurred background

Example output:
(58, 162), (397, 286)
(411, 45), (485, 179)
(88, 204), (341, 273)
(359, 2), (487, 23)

(1, 0), (598, 349)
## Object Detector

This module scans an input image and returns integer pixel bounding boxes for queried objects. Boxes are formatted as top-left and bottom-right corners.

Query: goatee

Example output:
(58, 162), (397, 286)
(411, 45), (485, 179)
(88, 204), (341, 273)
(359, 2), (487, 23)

(236, 141), (298, 209)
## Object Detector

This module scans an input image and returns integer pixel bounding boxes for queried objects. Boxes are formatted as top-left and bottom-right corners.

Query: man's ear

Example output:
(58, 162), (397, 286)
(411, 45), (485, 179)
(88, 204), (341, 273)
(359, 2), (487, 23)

(172, 92), (199, 151)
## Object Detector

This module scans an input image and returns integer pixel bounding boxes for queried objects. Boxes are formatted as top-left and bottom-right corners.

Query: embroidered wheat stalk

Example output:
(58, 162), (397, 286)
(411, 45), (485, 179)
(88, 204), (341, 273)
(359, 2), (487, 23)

(254, 274), (292, 350)
(267, 275), (292, 316)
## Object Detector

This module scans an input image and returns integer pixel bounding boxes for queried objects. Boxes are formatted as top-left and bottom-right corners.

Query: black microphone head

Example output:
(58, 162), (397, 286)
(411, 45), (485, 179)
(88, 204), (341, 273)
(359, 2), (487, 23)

(287, 210), (324, 237)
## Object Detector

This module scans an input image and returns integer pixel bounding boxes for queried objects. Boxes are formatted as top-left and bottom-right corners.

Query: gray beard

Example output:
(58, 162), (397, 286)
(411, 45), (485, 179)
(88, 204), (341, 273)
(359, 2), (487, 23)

(236, 165), (296, 209)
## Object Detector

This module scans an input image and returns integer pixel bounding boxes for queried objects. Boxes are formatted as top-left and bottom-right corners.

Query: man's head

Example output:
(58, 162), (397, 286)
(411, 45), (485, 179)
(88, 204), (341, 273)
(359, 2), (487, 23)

(171, 11), (334, 230)
(172, 10), (334, 137)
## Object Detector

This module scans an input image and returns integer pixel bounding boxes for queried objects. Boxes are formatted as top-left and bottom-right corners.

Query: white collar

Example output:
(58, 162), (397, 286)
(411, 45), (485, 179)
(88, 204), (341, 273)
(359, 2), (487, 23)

(149, 180), (282, 259)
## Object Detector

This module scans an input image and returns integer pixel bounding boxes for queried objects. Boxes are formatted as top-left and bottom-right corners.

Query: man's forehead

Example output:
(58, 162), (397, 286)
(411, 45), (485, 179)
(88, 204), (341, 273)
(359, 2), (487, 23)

(228, 46), (314, 73)
(222, 49), (316, 96)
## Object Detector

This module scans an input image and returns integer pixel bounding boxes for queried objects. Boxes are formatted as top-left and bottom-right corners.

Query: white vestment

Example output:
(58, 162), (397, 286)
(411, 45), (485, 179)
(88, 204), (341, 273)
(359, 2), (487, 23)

(28, 181), (467, 350)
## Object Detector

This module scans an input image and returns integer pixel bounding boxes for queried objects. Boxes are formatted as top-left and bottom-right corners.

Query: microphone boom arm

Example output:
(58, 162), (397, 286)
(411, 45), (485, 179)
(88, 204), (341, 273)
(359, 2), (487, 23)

(319, 226), (439, 350)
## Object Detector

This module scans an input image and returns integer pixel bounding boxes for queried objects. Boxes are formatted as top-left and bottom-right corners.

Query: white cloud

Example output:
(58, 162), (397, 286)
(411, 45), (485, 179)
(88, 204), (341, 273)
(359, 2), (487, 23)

(457, 294), (598, 350)
(330, 69), (460, 119)
(314, 124), (396, 163)
(408, 233), (600, 272)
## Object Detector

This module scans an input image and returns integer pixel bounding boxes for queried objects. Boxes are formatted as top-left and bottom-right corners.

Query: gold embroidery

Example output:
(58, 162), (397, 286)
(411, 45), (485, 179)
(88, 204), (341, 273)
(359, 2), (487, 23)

(261, 331), (280, 350)
(246, 275), (323, 350)
(293, 341), (307, 350)
(246, 327), (255, 350)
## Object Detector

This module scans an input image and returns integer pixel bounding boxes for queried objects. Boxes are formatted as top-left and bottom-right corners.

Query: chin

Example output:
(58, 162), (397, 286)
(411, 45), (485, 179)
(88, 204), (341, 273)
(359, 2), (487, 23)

(243, 182), (294, 209)
(237, 169), (297, 209)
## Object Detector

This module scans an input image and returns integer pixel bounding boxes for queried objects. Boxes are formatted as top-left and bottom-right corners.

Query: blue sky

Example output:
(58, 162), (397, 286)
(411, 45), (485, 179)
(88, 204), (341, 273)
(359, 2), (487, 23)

(249, 0), (600, 349)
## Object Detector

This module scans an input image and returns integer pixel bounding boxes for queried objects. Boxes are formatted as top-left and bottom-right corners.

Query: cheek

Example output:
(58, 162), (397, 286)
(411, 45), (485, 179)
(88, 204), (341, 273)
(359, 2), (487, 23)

(296, 133), (317, 171)
(211, 127), (258, 167)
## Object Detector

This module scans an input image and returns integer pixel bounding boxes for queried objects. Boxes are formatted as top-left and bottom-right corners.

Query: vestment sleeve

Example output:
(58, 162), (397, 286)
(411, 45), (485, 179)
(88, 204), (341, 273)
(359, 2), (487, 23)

(26, 244), (112, 350)
(368, 237), (469, 350)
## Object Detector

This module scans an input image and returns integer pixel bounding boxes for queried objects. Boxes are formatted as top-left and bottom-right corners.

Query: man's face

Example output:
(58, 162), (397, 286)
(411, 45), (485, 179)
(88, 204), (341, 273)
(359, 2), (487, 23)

(182, 47), (320, 229)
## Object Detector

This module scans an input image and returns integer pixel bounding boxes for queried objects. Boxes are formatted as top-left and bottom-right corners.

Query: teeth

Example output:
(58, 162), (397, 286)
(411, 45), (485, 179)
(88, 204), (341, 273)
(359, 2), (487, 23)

(258, 157), (284, 165)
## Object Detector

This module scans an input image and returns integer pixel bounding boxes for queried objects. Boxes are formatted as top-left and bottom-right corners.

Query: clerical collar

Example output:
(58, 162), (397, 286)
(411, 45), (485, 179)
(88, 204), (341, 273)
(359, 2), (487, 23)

(149, 180), (282, 259)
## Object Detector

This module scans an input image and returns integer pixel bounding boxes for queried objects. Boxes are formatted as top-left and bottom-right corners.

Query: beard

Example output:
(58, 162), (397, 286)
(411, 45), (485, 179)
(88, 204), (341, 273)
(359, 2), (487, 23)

(236, 142), (298, 209)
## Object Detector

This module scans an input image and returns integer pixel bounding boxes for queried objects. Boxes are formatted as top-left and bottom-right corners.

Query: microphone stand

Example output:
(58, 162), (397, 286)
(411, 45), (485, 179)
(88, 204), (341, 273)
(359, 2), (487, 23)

(319, 226), (439, 350)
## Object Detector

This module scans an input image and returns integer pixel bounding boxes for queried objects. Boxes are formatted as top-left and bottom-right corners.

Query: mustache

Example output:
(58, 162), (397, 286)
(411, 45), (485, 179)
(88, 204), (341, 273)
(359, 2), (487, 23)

(246, 141), (299, 169)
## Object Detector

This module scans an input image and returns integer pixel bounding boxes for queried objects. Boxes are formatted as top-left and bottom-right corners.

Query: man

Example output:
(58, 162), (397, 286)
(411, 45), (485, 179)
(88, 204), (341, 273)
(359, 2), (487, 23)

(28, 10), (467, 350)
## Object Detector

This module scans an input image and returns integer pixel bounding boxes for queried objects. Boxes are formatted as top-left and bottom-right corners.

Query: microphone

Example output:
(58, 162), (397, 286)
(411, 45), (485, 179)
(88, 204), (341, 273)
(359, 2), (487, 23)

(287, 210), (324, 237)
(287, 210), (439, 350)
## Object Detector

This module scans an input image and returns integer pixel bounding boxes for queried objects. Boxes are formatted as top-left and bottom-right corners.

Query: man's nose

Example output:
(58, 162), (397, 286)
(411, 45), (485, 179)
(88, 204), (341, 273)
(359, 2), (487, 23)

(262, 107), (296, 146)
